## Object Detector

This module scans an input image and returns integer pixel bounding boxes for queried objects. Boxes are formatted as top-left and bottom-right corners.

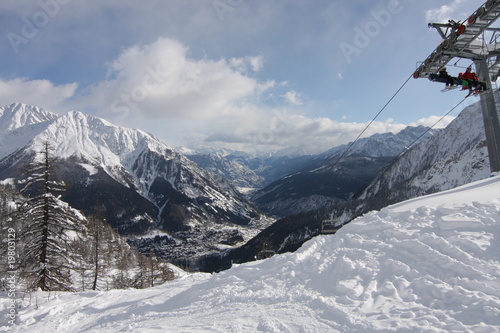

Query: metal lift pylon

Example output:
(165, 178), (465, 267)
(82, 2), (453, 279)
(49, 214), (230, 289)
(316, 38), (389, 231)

(413, 0), (500, 172)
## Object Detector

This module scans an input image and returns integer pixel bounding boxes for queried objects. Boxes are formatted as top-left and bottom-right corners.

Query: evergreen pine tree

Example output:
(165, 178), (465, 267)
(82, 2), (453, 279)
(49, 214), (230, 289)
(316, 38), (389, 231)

(16, 141), (87, 291)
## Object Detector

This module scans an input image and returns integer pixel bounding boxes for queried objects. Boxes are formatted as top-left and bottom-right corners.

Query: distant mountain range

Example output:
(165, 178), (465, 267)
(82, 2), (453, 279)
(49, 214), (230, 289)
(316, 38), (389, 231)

(251, 126), (436, 216)
(192, 95), (492, 272)
(0, 103), (269, 264)
(0, 94), (492, 271)
(184, 148), (316, 190)
(186, 126), (436, 217)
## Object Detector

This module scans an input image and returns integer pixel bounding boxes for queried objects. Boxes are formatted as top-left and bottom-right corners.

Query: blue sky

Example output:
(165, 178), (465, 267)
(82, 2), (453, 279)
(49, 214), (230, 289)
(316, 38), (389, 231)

(0, 0), (490, 154)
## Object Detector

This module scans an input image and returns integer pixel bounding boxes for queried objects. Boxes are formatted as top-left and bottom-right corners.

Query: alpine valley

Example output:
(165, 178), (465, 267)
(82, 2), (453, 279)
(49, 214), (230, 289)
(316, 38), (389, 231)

(0, 96), (492, 271)
(185, 96), (493, 272)
(0, 103), (270, 268)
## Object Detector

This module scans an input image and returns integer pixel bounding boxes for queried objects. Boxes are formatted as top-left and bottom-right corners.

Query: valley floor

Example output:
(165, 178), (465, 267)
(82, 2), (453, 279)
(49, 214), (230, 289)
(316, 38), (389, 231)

(2, 175), (500, 332)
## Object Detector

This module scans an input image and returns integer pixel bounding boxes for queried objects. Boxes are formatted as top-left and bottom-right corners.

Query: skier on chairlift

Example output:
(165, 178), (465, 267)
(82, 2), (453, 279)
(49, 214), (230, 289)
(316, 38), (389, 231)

(459, 67), (487, 95)
(438, 67), (455, 87)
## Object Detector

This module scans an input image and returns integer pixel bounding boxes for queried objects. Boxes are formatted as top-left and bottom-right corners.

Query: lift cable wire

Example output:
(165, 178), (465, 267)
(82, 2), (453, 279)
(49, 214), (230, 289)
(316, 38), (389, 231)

(366, 95), (469, 183)
(331, 73), (413, 169)
(391, 95), (468, 162)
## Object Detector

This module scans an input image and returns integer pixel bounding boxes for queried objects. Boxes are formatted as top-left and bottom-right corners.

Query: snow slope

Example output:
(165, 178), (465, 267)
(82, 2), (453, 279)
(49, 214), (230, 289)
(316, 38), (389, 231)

(2, 176), (500, 332)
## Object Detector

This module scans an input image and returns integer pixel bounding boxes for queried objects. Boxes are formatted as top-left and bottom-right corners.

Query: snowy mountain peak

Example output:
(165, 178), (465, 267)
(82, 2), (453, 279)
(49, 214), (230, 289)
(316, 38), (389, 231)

(0, 103), (60, 159)
(320, 125), (433, 159)
(40, 110), (136, 161)
(21, 108), (169, 172)
(0, 103), (57, 132)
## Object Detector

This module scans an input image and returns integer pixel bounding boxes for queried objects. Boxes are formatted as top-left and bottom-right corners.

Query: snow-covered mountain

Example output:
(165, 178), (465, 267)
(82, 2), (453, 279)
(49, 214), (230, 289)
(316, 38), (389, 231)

(252, 125), (434, 217)
(0, 103), (58, 159)
(5, 174), (500, 332)
(319, 125), (433, 158)
(185, 148), (316, 191)
(359, 98), (491, 205)
(186, 152), (265, 189)
(0, 103), (268, 262)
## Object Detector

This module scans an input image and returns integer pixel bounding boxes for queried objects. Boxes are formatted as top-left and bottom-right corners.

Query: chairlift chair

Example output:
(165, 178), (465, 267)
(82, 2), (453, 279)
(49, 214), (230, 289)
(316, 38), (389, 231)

(321, 218), (341, 234)
(256, 249), (276, 260)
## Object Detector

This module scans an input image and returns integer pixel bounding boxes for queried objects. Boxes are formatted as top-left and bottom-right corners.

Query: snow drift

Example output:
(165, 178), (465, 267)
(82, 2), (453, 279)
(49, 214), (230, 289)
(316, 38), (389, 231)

(2, 174), (500, 332)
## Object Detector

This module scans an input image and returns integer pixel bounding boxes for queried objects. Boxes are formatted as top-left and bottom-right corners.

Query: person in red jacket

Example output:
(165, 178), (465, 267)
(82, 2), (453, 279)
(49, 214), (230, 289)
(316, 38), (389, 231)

(459, 67), (486, 93)
(462, 67), (477, 80)
(459, 67), (474, 90)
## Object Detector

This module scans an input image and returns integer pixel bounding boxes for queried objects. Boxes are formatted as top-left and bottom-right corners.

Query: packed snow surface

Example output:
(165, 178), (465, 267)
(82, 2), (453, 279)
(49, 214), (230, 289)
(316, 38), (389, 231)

(3, 176), (500, 332)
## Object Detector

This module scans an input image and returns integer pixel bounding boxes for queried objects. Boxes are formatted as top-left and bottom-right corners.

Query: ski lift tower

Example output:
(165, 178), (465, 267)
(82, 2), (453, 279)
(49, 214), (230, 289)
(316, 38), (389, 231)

(413, 0), (500, 172)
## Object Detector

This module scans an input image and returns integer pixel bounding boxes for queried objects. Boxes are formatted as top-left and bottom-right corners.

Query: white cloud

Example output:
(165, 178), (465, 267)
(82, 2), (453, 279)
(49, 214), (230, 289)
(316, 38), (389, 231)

(229, 56), (264, 73)
(425, 0), (469, 23)
(411, 115), (455, 128)
(0, 78), (77, 112)
(204, 111), (409, 155)
(77, 38), (273, 121)
(282, 91), (303, 106)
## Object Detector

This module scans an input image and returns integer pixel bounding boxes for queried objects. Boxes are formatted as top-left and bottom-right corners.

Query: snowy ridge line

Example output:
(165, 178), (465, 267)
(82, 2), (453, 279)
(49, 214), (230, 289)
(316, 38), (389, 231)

(0, 103), (58, 160)
(390, 95), (467, 161)
(3, 175), (500, 332)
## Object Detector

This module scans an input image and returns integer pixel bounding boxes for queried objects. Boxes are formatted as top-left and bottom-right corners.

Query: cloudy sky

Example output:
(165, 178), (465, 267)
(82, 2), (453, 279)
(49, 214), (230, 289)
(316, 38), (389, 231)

(0, 0), (490, 154)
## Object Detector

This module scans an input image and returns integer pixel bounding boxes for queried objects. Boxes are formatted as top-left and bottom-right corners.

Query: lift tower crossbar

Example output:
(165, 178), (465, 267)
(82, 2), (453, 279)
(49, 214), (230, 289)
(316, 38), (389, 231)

(413, 0), (500, 172)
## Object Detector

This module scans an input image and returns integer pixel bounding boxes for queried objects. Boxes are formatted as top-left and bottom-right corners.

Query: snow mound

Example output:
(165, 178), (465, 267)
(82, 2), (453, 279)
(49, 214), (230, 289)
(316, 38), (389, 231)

(3, 176), (500, 332)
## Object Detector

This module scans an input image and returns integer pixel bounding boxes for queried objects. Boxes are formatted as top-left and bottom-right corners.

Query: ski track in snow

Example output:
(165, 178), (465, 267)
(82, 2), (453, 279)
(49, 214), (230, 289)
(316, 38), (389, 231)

(2, 177), (500, 332)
